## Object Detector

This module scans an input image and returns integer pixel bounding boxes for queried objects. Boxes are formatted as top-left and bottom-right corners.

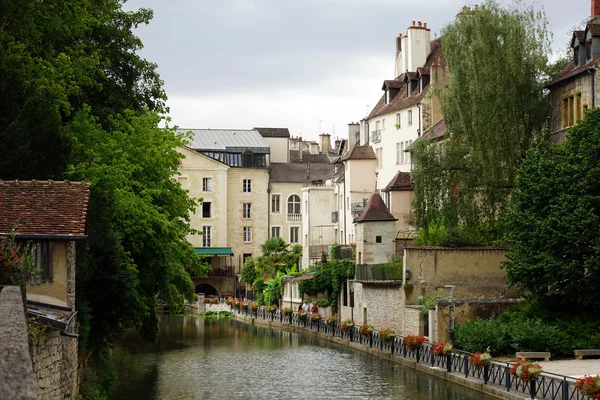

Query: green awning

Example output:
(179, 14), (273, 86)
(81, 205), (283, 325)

(194, 247), (234, 256)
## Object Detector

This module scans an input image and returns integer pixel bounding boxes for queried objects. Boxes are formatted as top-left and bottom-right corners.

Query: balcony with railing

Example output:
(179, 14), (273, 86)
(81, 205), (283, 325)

(287, 213), (302, 222)
(371, 130), (381, 143)
(355, 263), (402, 282)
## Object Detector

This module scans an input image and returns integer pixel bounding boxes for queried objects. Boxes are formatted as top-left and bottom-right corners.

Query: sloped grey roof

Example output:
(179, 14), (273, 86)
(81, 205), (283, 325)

(270, 163), (334, 183)
(180, 129), (270, 154)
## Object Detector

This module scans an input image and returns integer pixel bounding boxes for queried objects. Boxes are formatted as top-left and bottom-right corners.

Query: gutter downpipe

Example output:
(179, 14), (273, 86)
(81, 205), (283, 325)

(590, 68), (596, 108)
(416, 103), (422, 137)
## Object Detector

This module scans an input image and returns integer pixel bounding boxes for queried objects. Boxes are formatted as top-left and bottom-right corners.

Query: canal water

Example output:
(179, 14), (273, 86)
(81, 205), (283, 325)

(111, 314), (492, 400)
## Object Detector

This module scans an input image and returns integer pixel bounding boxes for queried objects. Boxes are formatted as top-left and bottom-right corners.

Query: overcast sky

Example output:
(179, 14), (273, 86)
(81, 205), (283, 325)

(124, 0), (588, 142)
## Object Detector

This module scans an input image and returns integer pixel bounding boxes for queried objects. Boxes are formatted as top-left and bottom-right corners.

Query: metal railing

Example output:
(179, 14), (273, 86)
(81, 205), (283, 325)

(229, 301), (583, 400)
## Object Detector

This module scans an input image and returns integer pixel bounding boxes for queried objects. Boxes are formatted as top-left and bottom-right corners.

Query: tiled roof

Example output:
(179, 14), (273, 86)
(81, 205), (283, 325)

(254, 127), (291, 138)
(572, 30), (585, 46)
(355, 192), (397, 223)
(546, 56), (600, 88)
(367, 38), (444, 121)
(294, 153), (332, 164)
(383, 171), (413, 192)
(382, 80), (404, 90)
(341, 145), (376, 161)
(270, 163), (334, 183)
(406, 118), (446, 151)
(417, 67), (430, 76)
(0, 180), (90, 237)
(587, 22), (600, 37)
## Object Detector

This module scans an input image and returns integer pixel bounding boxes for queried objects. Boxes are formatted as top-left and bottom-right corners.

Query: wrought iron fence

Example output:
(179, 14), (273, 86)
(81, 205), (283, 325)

(229, 301), (583, 400)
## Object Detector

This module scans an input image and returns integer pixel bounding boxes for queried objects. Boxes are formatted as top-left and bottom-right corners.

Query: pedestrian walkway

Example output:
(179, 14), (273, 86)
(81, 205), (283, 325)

(540, 359), (600, 378)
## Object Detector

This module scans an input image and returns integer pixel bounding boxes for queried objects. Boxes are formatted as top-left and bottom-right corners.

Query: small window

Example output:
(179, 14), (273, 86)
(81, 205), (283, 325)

(202, 202), (211, 218)
(382, 118), (386, 130)
(202, 177), (212, 192)
(396, 113), (401, 129)
(243, 179), (252, 193)
(396, 143), (401, 163)
(271, 226), (281, 238)
(243, 203), (252, 219)
(271, 194), (281, 213)
(385, 90), (390, 104)
(375, 236), (382, 243)
(243, 227), (252, 243)
(408, 110), (413, 126)
(290, 227), (299, 244)
(202, 226), (212, 247)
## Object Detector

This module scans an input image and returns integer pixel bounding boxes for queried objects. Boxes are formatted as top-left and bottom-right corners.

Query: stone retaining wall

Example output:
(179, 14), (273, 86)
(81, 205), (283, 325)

(0, 286), (38, 400)
(30, 329), (78, 400)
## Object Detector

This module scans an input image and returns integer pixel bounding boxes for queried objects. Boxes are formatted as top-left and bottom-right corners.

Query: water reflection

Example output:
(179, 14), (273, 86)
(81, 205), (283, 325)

(112, 315), (492, 400)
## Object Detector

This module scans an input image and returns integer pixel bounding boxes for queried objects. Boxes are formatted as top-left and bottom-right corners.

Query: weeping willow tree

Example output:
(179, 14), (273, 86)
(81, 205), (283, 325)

(412, 0), (552, 245)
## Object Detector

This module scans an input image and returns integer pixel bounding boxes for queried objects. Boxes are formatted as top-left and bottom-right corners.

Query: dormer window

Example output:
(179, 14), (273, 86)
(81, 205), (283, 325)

(385, 89), (390, 104)
(575, 47), (580, 65)
(587, 40), (592, 60)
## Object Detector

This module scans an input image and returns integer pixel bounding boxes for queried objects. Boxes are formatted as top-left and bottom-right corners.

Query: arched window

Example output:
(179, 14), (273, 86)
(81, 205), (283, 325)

(287, 194), (301, 215)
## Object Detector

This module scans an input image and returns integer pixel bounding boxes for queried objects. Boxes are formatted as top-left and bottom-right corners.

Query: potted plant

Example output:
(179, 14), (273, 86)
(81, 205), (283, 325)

(402, 333), (425, 350)
(431, 341), (453, 356)
(431, 341), (454, 372)
(340, 319), (354, 332)
(225, 297), (232, 306)
(265, 304), (277, 314)
(509, 359), (543, 381)
(470, 348), (493, 384)
(359, 324), (374, 337)
(326, 315), (337, 326)
(469, 349), (492, 370)
(298, 309), (308, 322)
(282, 307), (293, 317)
(241, 300), (249, 310)
(380, 328), (396, 344)
(249, 302), (258, 312)
(310, 312), (321, 323)
(575, 375), (600, 399)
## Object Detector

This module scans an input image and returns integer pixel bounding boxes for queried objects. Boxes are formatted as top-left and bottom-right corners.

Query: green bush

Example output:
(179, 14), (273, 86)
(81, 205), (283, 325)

(454, 318), (509, 355)
(315, 299), (329, 307)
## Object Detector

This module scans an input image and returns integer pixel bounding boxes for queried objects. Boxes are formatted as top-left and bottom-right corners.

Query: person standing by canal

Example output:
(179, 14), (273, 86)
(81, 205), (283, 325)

(302, 300), (310, 315)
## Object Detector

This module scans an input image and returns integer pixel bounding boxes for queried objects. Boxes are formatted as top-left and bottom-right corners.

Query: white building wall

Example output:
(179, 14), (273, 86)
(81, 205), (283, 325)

(263, 137), (289, 163)
(343, 158), (377, 245)
(302, 185), (336, 269)
(269, 181), (303, 247)
(178, 147), (229, 248)
(227, 168), (269, 269)
(369, 106), (420, 190)
(355, 220), (397, 265)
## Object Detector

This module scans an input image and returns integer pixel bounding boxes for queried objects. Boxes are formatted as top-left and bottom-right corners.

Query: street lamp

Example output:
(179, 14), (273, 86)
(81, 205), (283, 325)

(443, 285), (455, 343)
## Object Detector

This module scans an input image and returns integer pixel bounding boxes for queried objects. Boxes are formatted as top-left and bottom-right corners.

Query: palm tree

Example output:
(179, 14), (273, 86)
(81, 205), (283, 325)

(260, 237), (290, 277)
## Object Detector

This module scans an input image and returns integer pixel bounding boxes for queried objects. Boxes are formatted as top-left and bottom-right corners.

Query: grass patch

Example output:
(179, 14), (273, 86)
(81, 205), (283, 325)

(200, 311), (234, 319)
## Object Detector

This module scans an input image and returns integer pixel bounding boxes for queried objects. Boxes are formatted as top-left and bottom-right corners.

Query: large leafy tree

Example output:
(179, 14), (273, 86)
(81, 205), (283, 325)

(0, 0), (205, 347)
(412, 0), (551, 243)
(504, 109), (600, 310)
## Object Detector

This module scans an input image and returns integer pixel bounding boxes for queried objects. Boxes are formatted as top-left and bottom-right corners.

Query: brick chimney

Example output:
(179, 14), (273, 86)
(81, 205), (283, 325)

(594, 0), (600, 17)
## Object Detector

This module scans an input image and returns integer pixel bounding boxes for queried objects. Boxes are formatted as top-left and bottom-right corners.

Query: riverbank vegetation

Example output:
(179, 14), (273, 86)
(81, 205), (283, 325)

(200, 311), (234, 319)
(455, 299), (600, 357)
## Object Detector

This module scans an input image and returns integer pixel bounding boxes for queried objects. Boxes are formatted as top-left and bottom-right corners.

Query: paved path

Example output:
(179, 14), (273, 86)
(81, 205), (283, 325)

(539, 359), (600, 378)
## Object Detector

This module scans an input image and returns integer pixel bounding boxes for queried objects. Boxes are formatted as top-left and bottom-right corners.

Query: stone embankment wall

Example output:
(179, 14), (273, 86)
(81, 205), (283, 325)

(403, 246), (516, 304)
(30, 329), (78, 400)
(0, 286), (38, 400)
